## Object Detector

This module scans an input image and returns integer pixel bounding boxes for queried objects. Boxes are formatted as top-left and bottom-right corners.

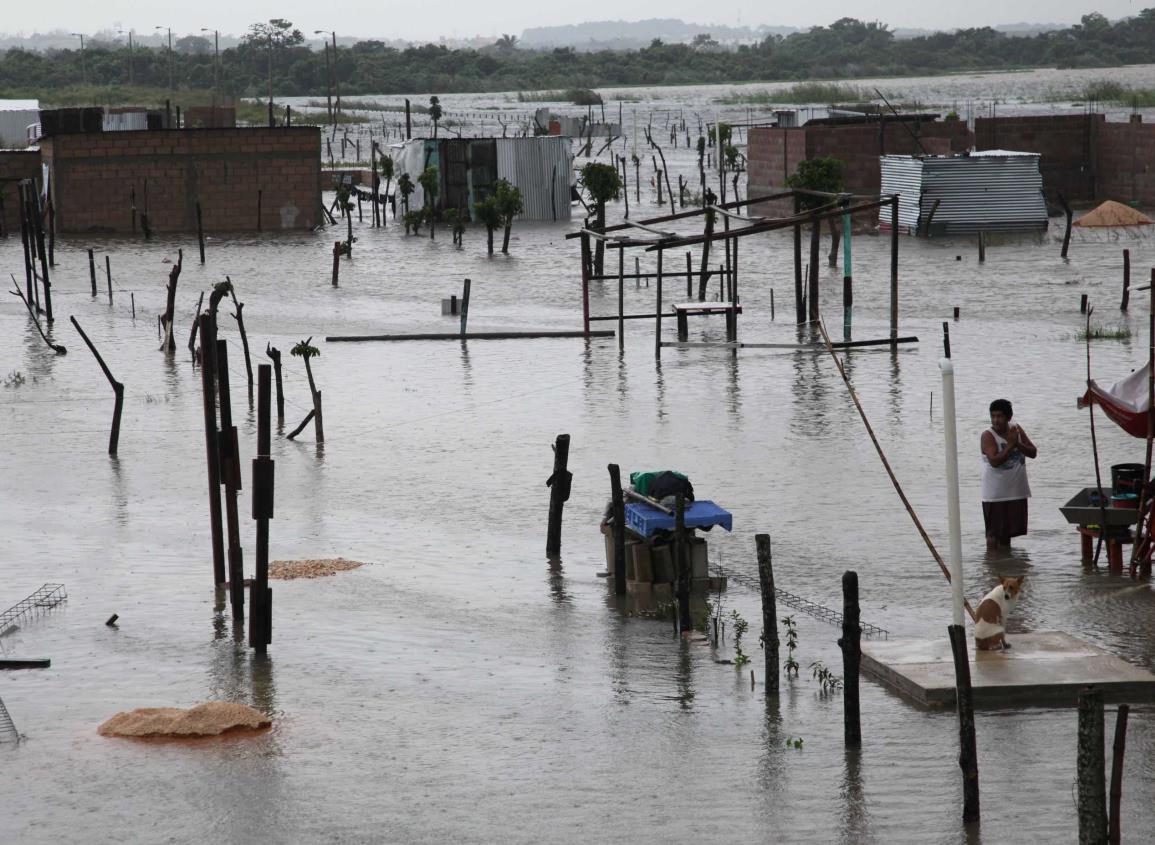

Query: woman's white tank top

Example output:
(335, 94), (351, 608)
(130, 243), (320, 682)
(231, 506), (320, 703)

(981, 427), (1031, 502)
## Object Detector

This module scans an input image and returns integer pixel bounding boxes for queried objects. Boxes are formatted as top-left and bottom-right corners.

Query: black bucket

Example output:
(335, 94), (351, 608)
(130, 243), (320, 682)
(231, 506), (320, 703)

(1111, 463), (1147, 496)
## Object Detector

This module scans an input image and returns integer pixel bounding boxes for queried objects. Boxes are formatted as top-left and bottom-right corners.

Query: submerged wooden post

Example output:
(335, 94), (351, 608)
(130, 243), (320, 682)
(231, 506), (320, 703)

(617, 250), (625, 351)
(655, 247), (664, 359)
(88, 248), (97, 296)
(675, 492), (691, 634)
(1060, 192), (1073, 259)
(842, 200), (853, 339)
(948, 623), (980, 823)
(839, 570), (862, 747)
(793, 195), (804, 323)
(199, 314), (226, 584)
(265, 343), (285, 422)
(579, 232), (591, 337)
(459, 278), (472, 336)
(1108, 704), (1130, 845)
(756, 534), (779, 695)
(1121, 249), (1130, 311)
(545, 434), (572, 558)
(331, 241), (341, 286)
(70, 316), (124, 456)
(1081, 294), (1089, 314)
(685, 251), (693, 299)
(697, 209), (714, 301)
(188, 291), (204, 358)
(808, 217), (820, 324)
(609, 463), (626, 595)
(250, 364), (274, 652)
(196, 201), (206, 264)
(105, 255), (112, 304)
(890, 196), (899, 339)
(1078, 689), (1108, 845)
(978, 231), (986, 263)
(216, 339), (246, 618)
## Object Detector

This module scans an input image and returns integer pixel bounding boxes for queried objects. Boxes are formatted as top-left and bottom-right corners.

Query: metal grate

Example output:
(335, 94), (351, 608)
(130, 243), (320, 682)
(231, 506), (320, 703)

(719, 569), (889, 640)
(0, 584), (68, 636)
(0, 695), (18, 743)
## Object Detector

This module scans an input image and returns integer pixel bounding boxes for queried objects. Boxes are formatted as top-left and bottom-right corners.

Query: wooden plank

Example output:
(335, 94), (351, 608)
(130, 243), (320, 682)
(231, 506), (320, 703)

(661, 335), (918, 351)
(708, 205), (765, 223)
(624, 220), (678, 238)
(327, 330), (616, 343)
(671, 303), (743, 314)
(0, 658), (50, 669)
(564, 191), (797, 240)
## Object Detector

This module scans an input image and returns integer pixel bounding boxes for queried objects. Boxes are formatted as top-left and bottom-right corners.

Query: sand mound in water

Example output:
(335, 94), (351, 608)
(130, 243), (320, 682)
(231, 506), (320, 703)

(269, 557), (365, 580)
(99, 702), (271, 738)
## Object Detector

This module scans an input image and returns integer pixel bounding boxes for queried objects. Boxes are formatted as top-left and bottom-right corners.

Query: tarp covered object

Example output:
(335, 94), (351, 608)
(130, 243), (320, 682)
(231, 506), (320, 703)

(1080, 362), (1153, 438)
(1073, 200), (1154, 228)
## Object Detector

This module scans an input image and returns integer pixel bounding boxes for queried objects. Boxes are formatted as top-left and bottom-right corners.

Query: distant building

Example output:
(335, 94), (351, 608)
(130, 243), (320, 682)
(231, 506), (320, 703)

(0, 100), (40, 148)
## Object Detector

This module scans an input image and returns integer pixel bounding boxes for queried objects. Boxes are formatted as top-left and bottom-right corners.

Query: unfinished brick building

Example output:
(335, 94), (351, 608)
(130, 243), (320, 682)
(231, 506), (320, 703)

(40, 127), (321, 234)
(0, 149), (41, 234)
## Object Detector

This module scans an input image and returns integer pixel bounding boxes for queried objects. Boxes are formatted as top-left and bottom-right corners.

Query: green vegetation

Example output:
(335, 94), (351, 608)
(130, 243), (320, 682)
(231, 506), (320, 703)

(13, 14), (1155, 99)
(787, 157), (845, 211)
(809, 661), (844, 694)
(1078, 325), (1133, 341)
(782, 615), (800, 677)
(494, 179), (524, 254)
(729, 610), (750, 669)
(719, 81), (867, 105)
(473, 194), (502, 254)
(517, 87), (603, 105)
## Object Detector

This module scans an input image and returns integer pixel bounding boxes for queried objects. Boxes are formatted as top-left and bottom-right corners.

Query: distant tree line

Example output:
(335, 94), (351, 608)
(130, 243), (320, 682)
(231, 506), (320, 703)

(4, 13), (1155, 100)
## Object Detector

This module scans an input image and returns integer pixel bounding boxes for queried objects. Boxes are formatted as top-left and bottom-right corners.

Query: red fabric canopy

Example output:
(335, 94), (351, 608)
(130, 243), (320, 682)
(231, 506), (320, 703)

(1080, 363), (1154, 438)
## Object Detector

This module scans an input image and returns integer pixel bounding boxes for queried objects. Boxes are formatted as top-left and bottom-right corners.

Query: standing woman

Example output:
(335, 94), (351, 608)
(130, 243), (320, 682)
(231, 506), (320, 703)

(981, 398), (1038, 548)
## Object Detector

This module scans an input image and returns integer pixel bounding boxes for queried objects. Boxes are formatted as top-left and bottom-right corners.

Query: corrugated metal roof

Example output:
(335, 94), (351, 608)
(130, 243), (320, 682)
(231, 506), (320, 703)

(0, 100), (38, 111)
(880, 153), (1048, 235)
(495, 137), (572, 222)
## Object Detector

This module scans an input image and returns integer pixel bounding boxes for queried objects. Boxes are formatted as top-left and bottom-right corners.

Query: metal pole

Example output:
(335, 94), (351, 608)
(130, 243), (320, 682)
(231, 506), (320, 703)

(941, 329), (964, 627)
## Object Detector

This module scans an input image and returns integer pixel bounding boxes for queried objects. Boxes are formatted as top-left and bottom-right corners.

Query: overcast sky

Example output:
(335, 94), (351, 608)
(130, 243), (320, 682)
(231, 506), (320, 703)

(3, 1), (1145, 42)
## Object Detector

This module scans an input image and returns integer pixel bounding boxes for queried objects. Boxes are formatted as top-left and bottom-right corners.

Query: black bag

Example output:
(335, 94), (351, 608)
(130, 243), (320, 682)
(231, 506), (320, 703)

(649, 471), (694, 502)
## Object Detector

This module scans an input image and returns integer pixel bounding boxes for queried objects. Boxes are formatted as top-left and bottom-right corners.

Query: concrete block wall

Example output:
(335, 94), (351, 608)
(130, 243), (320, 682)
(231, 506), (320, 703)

(0, 149), (42, 234)
(43, 127), (320, 234)
(974, 114), (1102, 202)
(1095, 118), (1155, 207)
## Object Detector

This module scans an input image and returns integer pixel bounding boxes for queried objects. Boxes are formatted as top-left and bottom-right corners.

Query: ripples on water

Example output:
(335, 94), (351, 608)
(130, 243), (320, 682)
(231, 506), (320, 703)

(4, 68), (1155, 843)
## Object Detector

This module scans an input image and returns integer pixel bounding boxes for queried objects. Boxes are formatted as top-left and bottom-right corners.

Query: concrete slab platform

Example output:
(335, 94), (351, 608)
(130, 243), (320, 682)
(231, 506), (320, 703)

(861, 631), (1155, 708)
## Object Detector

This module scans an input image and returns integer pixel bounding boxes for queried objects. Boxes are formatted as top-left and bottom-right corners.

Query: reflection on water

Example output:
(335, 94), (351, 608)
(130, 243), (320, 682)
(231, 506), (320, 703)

(838, 747), (870, 845)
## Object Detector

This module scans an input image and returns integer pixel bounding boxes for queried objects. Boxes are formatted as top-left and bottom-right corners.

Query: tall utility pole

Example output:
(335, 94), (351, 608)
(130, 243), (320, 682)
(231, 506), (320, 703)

(315, 30), (340, 115)
(315, 33), (332, 123)
(70, 33), (87, 86)
(201, 28), (220, 109)
(118, 30), (135, 86)
(155, 26), (173, 99)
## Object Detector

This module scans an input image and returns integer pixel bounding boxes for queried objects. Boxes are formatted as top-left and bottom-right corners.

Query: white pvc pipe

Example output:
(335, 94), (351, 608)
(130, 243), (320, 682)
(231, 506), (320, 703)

(941, 358), (965, 627)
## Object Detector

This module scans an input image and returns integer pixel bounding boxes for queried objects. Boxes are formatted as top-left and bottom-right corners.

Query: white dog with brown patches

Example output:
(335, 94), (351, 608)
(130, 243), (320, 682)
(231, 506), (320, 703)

(973, 576), (1025, 651)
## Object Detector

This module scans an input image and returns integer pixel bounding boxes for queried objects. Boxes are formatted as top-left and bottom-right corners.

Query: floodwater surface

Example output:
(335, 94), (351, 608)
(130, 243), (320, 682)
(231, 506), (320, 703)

(4, 69), (1155, 844)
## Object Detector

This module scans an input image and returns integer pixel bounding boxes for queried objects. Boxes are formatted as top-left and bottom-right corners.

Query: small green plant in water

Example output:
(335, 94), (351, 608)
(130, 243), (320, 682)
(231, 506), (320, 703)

(730, 609), (750, 668)
(3, 370), (26, 388)
(810, 660), (843, 694)
(782, 615), (800, 677)
(785, 736), (804, 750)
(1078, 325), (1132, 341)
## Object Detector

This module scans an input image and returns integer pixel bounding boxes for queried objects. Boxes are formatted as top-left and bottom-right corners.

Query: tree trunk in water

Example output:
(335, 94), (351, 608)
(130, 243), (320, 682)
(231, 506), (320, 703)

(594, 202), (605, 277)
(502, 223), (511, 254)
(487, 227), (494, 255)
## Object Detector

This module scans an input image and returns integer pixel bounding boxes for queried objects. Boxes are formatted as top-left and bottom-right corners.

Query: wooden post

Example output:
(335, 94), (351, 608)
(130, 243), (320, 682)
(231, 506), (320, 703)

(617, 250), (625, 351)
(46, 199), (55, 267)
(1108, 704), (1130, 845)
(266, 344), (285, 422)
(609, 464), (626, 595)
(697, 210), (714, 301)
(88, 248), (97, 296)
(105, 255), (112, 304)
(161, 258), (181, 353)
(978, 231), (986, 263)
(675, 492), (691, 634)
(70, 317), (124, 455)
(756, 534), (779, 695)
(460, 278), (471, 336)
(808, 217), (820, 323)
(31, 200), (51, 324)
(580, 233), (591, 337)
(216, 339), (245, 619)
(948, 624), (980, 823)
(18, 184), (34, 305)
(655, 247), (664, 359)
(250, 364), (274, 652)
(842, 201), (853, 339)
(1081, 294), (1089, 313)
(196, 201), (206, 264)
(331, 241), (341, 286)
(187, 291), (204, 358)
(405, 99), (411, 139)
(839, 571), (862, 746)
(257, 189), (263, 232)
(230, 292), (255, 400)
(1060, 192), (1073, 259)
(198, 314), (226, 584)
(685, 252), (693, 300)
(793, 195), (804, 323)
(1078, 689), (1108, 845)
(1121, 249), (1130, 310)
(890, 196), (899, 339)
(545, 434), (572, 558)
(771, 289), (775, 321)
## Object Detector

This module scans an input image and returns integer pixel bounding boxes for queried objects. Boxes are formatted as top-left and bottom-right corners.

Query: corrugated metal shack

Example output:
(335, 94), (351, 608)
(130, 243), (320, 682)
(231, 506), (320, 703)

(392, 136), (573, 221)
(0, 100), (40, 148)
(880, 151), (1048, 235)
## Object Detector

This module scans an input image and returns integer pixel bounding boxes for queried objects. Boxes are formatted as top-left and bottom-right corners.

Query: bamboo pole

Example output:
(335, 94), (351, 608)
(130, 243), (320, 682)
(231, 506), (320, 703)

(817, 319), (976, 621)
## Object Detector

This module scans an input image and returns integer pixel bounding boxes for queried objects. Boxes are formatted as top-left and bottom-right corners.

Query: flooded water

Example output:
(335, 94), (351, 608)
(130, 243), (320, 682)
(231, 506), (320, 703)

(5, 68), (1155, 843)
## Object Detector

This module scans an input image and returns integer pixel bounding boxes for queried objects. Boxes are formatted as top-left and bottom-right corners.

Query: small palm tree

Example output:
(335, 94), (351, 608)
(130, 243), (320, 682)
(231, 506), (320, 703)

(493, 179), (524, 254)
(417, 165), (439, 239)
(288, 337), (324, 442)
(429, 95), (443, 138)
(379, 154), (395, 224)
(335, 185), (355, 255)
(473, 195), (501, 254)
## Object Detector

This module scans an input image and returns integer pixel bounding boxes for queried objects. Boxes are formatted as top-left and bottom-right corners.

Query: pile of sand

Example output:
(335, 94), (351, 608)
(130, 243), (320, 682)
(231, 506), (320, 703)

(99, 702), (270, 738)
(269, 557), (365, 580)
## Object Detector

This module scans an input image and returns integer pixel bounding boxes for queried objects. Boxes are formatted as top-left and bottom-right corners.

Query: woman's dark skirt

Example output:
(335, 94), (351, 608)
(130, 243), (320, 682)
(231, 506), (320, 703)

(983, 498), (1028, 539)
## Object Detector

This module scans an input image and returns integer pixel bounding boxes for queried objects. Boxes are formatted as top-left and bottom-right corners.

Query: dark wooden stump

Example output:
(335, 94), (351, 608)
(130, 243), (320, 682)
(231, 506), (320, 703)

(1078, 689), (1108, 845)
(756, 534), (778, 695)
(1108, 704), (1129, 845)
(70, 317), (124, 455)
(948, 624), (980, 823)
(608, 464), (626, 595)
(546, 434), (572, 558)
(675, 493), (691, 634)
(838, 571), (862, 746)
(199, 314), (226, 584)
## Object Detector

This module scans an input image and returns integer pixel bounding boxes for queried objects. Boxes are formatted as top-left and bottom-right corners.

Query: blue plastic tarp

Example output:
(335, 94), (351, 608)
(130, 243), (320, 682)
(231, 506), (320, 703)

(624, 500), (733, 538)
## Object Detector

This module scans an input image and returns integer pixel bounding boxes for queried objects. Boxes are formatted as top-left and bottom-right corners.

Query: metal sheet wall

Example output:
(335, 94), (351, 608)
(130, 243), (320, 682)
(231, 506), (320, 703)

(920, 154), (1047, 234)
(495, 137), (572, 221)
(0, 109), (39, 148)
(879, 156), (923, 230)
(103, 112), (148, 132)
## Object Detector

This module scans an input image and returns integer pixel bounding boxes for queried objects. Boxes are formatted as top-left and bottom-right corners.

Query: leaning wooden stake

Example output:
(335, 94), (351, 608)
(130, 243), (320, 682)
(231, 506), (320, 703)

(1078, 688), (1108, 845)
(265, 343), (285, 421)
(609, 463), (626, 595)
(70, 316), (124, 455)
(88, 248), (97, 296)
(545, 434), (572, 558)
(105, 255), (113, 304)
(198, 313), (226, 585)
(187, 291), (205, 358)
(839, 570), (862, 747)
(249, 364), (275, 652)
(1108, 704), (1130, 845)
(228, 282), (255, 400)
(756, 534), (779, 695)
(215, 339), (246, 618)
(1086, 306), (1110, 566)
(196, 201), (206, 264)
(160, 252), (182, 352)
(1059, 192), (1074, 259)
(948, 624), (980, 823)
(1121, 249), (1130, 311)
(10, 277), (65, 354)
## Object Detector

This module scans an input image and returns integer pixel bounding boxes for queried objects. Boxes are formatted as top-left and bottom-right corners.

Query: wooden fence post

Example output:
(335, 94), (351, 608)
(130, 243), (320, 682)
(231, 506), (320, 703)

(675, 493), (691, 634)
(249, 364), (274, 652)
(756, 534), (778, 695)
(215, 339), (246, 618)
(839, 570), (861, 746)
(948, 624), (980, 823)
(1108, 704), (1130, 845)
(198, 314), (226, 585)
(196, 201), (206, 264)
(609, 464), (626, 595)
(265, 343), (285, 422)
(1121, 249), (1130, 311)
(545, 434), (572, 558)
(88, 248), (97, 296)
(70, 317), (124, 455)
